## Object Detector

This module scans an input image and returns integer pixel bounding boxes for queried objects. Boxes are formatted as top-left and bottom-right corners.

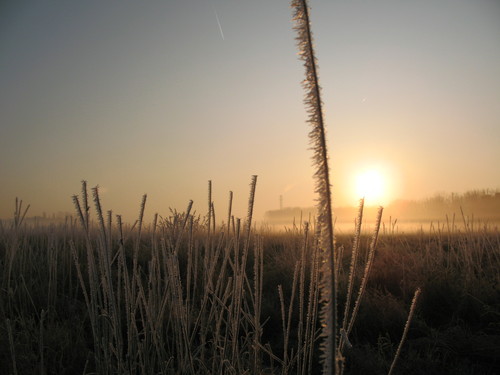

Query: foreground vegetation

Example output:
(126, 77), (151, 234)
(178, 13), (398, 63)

(0, 189), (498, 374)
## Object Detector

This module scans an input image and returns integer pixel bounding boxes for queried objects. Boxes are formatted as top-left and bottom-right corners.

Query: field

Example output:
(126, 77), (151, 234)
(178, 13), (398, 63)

(2, 2), (499, 374)
(0, 190), (499, 374)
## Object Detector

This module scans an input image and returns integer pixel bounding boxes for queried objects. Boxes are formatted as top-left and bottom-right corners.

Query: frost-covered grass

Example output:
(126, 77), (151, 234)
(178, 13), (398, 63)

(1, 193), (498, 374)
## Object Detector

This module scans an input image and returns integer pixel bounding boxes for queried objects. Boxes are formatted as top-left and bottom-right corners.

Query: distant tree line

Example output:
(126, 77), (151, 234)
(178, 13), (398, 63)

(265, 189), (500, 224)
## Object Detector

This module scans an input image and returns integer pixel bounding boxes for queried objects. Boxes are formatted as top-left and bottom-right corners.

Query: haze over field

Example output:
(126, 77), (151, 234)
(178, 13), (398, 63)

(1, 0), (500, 222)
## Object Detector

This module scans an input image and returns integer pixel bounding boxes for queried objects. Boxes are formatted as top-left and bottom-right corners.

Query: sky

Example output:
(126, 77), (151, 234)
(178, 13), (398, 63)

(1, 0), (499, 223)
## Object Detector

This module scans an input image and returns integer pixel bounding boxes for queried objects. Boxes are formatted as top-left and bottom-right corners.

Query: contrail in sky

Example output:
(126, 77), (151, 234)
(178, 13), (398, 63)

(212, 4), (225, 40)
(214, 9), (225, 40)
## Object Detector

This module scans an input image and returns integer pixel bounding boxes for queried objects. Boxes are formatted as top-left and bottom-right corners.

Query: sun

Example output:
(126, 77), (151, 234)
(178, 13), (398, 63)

(354, 169), (386, 204)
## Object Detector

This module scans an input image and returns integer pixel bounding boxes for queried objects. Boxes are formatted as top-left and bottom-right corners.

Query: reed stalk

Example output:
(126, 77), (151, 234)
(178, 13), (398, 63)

(291, 0), (337, 372)
(388, 288), (421, 375)
(346, 207), (383, 337)
(340, 198), (364, 351)
(227, 191), (233, 238)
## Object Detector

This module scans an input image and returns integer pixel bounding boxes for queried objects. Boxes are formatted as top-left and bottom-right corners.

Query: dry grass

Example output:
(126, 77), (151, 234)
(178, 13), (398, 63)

(1, 184), (498, 374)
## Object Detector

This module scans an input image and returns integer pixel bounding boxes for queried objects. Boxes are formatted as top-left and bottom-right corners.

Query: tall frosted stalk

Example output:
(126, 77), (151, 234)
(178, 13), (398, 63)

(291, 0), (337, 373)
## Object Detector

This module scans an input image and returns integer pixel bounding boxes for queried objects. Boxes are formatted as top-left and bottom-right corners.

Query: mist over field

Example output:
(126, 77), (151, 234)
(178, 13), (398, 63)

(265, 189), (500, 230)
(15, 188), (500, 234)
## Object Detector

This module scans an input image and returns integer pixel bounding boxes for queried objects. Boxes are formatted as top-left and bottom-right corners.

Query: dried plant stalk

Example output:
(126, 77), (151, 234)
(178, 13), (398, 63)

(340, 198), (364, 351)
(388, 288), (422, 375)
(291, 0), (337, 373)
(346, 207), (383, 337)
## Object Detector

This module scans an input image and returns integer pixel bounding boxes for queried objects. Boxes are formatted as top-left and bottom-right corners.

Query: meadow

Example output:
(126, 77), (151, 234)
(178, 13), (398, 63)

(2, 1), (498, 374)
(0, 185), (498, 374)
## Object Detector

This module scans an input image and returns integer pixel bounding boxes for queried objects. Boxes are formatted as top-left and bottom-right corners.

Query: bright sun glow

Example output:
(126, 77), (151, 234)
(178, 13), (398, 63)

(355, 169), (386, 204)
